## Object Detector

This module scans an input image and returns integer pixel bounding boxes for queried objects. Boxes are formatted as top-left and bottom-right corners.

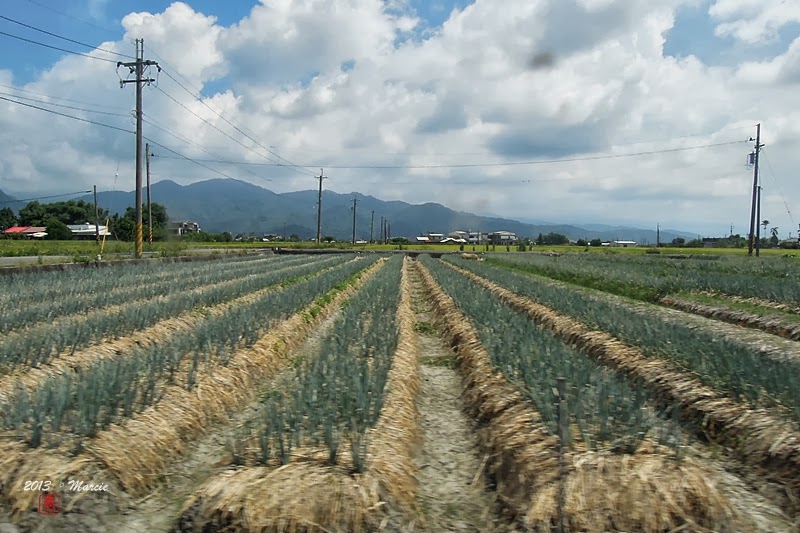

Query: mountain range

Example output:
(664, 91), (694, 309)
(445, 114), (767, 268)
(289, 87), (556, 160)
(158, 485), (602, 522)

(2, 180), (697, 243)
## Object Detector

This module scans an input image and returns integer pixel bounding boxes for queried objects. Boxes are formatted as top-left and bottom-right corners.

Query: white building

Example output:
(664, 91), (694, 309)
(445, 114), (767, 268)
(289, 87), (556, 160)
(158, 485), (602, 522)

(610, 240), (638, 248)
(488, 231), (518, 245)
(68, 223), (111, 239)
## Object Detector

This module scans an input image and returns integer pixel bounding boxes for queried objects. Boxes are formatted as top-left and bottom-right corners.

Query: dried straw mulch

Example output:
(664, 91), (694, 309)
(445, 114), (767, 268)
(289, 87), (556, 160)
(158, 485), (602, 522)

(661, 294), (800, 344)
(415, 260), (757, 532)
(175, 257), (423, 532)
(442, 260), (800, 509)
(0, 258), (383, 517)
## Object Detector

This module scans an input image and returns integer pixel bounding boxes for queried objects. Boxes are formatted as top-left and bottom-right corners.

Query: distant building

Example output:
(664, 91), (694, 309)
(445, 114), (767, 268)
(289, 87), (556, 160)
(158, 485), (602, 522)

(610, 240), (638, 248)
(3, 226), (47, 238)
(68, 223), (111, 239)
(169, 221), (201, 235)
(488, 231), (518, 245)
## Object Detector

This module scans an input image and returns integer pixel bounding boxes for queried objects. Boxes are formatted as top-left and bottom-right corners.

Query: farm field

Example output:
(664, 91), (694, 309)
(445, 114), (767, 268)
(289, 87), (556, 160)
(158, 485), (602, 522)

(0, 251), (799, 532)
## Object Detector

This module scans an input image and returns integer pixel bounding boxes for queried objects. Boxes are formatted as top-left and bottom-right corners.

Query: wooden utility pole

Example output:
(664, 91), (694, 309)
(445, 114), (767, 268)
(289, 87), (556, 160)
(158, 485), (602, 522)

(146, 142), (152, 244)
(118, 39), (159, 258)
(93, 185), (100, 246)
(315, 168), (327, 244)
(351, 197), (358, 245)
(370, 210), (375, 244)
(747, 123), (763, 256)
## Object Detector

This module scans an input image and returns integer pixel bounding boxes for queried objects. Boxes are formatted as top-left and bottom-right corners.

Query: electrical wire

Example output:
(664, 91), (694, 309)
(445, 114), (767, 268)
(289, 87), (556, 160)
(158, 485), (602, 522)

(0, 14), (131, 58)
(153, 85), (307, 175)
(159, 69), (314, 176)
(0, 190), (92, 205)
(0, 95), (133, 133)
(142, 116), (272, 182)
(0, 94), (248, 183)
(151, 140), (746, 169)
(760, 148), (795, 227)
(0, 90), (130, 117)
(25, 0), (119, 37)
(0, 82), (129, 111)
(0, 29), (118, 63)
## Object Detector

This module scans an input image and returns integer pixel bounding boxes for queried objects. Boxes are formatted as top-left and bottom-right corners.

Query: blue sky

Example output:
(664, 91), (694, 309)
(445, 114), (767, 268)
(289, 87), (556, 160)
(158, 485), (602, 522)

(0, 0), (798, 236)
(4, 0), (793, 85)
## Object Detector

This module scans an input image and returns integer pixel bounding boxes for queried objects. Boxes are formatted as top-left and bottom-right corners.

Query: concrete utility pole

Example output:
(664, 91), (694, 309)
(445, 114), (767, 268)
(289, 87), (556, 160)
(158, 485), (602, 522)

(756, 186), (763, 257)
(351, 197), (358, 245)
(93, 185), (100, 247)
(315, 168), (327, 244)
(656, 223), (660, 247)
(370, 210), (375, 244)
(118, 39), (159, 258)
(146, 142), (152, 244)
(380, 216), (384, 245)
(747, 123), (764, 256)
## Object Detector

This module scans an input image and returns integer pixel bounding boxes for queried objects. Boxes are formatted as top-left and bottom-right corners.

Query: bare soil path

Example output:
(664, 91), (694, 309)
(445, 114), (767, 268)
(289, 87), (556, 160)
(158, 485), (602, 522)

(407, 264), (516, 533)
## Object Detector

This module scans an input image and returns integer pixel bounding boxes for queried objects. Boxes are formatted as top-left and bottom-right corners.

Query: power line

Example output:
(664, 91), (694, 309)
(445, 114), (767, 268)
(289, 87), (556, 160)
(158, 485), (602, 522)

(0, 95), (133, 133)
(141, 116), (272, 182)
(151, 140), (746, 169)
(760, 148), (795, 226)
(0, 94), (245, 183)
(143, 137), (242, 182)
(153, 85), (306, 174)
(159, 68), (314, 176)
(0, 90), (129, 117)
(25, 0), (119, 36)
(0, 190), (92, 205)
(0, 14), (131, 59)
(0, 29), (118, 63)
(0, 82), (129, 111)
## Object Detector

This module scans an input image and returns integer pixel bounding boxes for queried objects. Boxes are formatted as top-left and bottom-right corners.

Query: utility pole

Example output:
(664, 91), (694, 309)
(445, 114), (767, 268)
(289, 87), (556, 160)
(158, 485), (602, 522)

(315, 168), (327, 244)
(756, 186), (762, 257)
(351, 198), (358, 245)
(370, 210), (375, 244)
(118, 39), (159, 258)
(146, 142), (152, 244)
(283, 222), (287, 241)
(730, 224), (734, 237)
(747, 123), (763, 256)
(93, 185), (100, 247)
(387, 221), (391, 243)
(656, 223), (660, 247)
(380, 216), (384, 245)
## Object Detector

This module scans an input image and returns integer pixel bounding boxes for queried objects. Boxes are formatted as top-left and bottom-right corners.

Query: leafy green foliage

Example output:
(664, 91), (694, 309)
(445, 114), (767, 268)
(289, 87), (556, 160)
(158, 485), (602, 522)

(0, 207), (17, 231)
(490, 252), (800, 305)
(19, 200), (109, 227)
(247, 255), (404, 472)
(44, 217), (72, 240)
(447, 256), (800, 423)
(0, 256), (380, 448)
(421, 256), (675, 453)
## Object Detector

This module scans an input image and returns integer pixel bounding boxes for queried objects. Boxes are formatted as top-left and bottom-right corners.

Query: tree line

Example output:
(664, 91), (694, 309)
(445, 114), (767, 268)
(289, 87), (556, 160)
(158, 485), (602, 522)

(0, 199), (171, 241)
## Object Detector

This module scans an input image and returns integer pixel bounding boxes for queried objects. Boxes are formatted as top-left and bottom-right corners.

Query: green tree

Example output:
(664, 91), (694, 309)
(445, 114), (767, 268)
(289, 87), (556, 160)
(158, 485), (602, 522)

(576, 238), (588, 247)
(671, 237), (685, 247)
(44, 217), (72, 240)
(0, 207), (17, 231)
(322, 235), (335, 242)
(535, 233), (544, 246)
(20, 199), (107, 226)
(542, 232), (569, 245)
(589, 238), (602, 247)
(110, 203), (169, 242)
(770, 227), (779, 247)
(289, 234), (300, 242)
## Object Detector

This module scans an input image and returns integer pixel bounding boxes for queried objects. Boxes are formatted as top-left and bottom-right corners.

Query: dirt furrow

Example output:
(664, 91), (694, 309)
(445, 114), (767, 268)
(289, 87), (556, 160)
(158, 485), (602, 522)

(407, 264), (511, 533)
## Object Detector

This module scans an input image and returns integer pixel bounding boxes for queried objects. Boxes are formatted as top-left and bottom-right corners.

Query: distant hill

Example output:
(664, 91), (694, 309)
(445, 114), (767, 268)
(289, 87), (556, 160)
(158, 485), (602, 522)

(0, 189), (17, 206)
(60, 178), (695, 242)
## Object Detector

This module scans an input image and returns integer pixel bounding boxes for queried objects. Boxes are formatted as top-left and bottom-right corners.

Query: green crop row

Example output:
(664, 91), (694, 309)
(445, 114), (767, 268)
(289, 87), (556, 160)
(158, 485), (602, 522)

(420, 256), (684, 454)
(0, 253), (264, 308)
(489, 253), (800, 305)
(0, 254), (351, 369)
(0, 256), (379, 450)
(446, 256), (800, 423)
(0, 255), (310, 333)
(231, 255), (404, 472)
